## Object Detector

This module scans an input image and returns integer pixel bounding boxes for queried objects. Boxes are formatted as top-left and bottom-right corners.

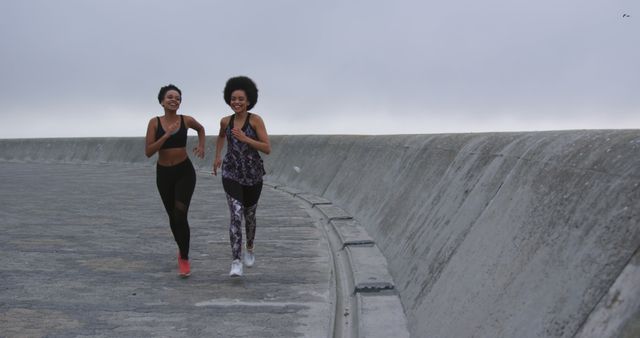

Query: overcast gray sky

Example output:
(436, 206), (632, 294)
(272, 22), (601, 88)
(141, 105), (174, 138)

(1, 0), (638, 138)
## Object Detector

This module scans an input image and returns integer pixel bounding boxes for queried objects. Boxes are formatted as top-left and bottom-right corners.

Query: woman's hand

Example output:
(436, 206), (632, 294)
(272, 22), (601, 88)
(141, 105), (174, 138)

(231, 127), (249, 143)
(193, 145), (205, 159)
(212, 157), (222, 176)
(165, 120), (181, 136)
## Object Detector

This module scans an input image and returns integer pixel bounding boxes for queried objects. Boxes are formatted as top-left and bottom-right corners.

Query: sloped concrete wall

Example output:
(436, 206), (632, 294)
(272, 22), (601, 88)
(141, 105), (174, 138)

(1, 131), (639, 337)
(265, 131), (640, 337)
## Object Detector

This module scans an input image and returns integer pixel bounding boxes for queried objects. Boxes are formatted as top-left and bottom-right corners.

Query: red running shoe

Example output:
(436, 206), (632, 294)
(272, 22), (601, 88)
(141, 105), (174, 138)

(178, 252), (191, 277)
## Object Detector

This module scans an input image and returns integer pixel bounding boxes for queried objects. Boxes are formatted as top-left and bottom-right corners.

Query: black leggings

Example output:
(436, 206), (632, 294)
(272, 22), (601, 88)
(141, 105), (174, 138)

(156, 158), (196, 260)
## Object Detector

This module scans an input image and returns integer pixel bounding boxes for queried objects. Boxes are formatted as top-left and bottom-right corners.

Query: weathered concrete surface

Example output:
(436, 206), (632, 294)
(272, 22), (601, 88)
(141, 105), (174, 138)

(263, 131), (640, 338)
(575, 249), (640, 338)
(2, 130), (640, 337)
(0, 162), (331, 337)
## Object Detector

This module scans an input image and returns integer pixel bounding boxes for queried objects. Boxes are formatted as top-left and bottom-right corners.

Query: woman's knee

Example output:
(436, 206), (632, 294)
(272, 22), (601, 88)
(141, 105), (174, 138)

(172, 202), (190, 225)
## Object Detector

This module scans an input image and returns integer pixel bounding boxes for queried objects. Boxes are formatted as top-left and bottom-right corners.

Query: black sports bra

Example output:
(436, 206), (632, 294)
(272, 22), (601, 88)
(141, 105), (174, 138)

(156, 115), (187, 149)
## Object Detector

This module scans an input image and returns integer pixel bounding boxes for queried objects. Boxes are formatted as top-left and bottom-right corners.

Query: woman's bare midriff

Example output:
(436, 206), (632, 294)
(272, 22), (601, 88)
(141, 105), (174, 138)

(157, 148), (189, 166)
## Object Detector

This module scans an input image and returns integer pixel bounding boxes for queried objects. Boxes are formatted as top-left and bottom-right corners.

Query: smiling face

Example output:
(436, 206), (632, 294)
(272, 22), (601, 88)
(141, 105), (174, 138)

(230, 89), (249, 114)
(162, 90), (182, 111)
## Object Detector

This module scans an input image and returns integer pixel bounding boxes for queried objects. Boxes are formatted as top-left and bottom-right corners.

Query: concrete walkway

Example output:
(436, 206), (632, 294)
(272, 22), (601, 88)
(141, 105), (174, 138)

(0, 162), (332, 337)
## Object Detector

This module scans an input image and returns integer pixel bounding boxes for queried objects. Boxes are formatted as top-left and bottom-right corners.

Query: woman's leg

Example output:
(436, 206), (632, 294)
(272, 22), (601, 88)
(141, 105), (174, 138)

(225, 193), (244, 260)
(244, 204), (257, 250)
(223, 178), (246, 261)
(172, 160), (196, 260)
(242, 181), (263, 250)
(156, 165), (180, 250)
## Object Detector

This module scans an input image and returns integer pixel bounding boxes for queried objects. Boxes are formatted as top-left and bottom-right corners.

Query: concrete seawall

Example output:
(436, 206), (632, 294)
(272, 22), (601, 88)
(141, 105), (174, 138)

(2, 131), (639, 337)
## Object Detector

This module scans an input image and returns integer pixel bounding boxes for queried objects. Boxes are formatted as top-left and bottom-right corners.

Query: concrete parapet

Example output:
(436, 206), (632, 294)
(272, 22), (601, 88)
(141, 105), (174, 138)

(0, 137), (155, 165)
(264, 131), (640, 337)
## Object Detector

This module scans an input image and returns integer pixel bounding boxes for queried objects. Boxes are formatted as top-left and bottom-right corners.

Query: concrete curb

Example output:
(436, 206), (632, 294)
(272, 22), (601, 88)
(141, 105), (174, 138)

(276, 185), (304, 196)
(274, 184), (410, 338)
(329, 219), (374, 248)
(357, 293), (410, 338)
(297, 193), (332, 206)
(315, 205), (353, 221)
(346, 245), (395, 293)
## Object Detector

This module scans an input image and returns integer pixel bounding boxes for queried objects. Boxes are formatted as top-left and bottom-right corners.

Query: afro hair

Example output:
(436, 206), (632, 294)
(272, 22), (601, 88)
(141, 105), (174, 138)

(158, 84), (182, 104)
(223, 76), (258, 111)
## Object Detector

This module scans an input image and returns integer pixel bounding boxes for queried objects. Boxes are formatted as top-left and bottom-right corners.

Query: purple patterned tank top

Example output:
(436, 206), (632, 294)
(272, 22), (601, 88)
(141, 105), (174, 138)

(221, 113), (265, 185)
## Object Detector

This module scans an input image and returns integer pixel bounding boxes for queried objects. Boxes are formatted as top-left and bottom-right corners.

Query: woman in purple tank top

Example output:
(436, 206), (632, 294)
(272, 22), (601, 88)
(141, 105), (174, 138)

(213, 76), (271, 277)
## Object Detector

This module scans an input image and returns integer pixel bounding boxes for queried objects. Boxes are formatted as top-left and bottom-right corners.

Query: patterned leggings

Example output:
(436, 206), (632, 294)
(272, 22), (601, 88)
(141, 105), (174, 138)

(226, 195), (257, 260)
(223, 178), (263, 260)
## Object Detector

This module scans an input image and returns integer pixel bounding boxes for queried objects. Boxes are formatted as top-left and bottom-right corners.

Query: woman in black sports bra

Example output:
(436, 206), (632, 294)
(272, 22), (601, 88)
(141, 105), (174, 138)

(145, 84), (205, 278)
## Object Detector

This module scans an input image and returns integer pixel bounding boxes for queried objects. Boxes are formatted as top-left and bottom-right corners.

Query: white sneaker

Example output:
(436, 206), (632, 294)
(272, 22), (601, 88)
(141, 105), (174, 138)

(244, 250), (255, 267)
(229, 259), (243, 277)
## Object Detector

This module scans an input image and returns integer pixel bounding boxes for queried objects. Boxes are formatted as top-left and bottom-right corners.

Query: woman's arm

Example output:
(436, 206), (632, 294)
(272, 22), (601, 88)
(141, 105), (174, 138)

(231, 114), (271, 154)
(185, 115), (205, 159)
(212, 116), (229, 175)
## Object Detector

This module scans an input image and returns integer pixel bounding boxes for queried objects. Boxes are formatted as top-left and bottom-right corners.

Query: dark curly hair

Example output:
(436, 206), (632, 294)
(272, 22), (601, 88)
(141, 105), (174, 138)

(223, 76), (258, 111)
(158, 84), (182, 104)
